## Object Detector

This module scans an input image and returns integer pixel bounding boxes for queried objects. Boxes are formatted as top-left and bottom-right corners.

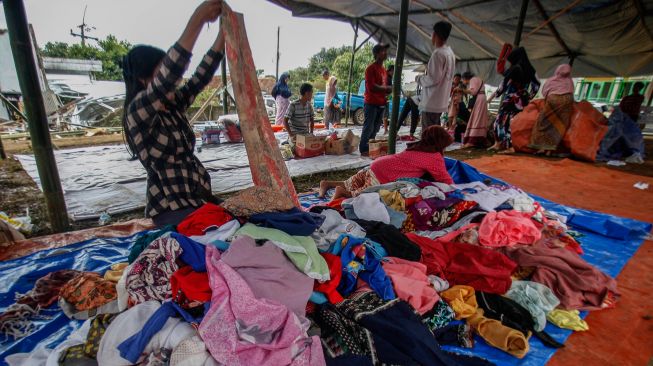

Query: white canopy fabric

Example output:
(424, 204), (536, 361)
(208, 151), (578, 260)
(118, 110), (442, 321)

(267, 0), (653, 83)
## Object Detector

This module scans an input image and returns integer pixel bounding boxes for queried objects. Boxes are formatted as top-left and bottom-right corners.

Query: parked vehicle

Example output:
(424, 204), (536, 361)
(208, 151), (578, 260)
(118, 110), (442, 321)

(313, 80), (406, 125)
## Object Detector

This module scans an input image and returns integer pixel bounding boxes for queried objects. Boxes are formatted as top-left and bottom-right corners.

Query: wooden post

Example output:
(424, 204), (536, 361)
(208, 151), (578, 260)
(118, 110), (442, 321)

(388, 0), (409, 154)
(345, 20), (359, 126)
(0, 135), (6, 160)
(221, 5), (299, 206)
(221, 46), (228, 115)
(3, 0), (69, 231)
(514, 0), (529, 47)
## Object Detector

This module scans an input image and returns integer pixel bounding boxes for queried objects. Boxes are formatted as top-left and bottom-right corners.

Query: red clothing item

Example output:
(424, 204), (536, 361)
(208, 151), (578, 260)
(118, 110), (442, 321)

(364, 63), (387, 106)
(314, 253), (344, 304)
(371, 150), (453, 184)
(177, 203), (234, 237)
(171, 266), (211, 306)
(406, 233), (517, 294)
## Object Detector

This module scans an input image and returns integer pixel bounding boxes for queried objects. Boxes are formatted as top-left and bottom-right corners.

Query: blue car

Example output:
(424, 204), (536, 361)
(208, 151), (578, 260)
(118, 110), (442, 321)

(313, 80), (407, 125)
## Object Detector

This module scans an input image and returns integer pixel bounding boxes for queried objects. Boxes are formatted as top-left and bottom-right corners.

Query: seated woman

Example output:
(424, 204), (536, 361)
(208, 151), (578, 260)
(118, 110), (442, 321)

(528, 64), (575, 155)
(319, 125), (454, 199)
(122, 0), (225, 227)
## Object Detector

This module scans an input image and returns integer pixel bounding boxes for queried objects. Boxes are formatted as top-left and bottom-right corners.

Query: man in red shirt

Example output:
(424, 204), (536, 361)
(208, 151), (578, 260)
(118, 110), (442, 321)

(360, 44), (392, 155)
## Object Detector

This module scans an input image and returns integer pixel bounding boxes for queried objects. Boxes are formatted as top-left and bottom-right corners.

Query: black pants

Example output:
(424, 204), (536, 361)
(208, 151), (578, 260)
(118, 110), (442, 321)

(399, 97), (420, 135)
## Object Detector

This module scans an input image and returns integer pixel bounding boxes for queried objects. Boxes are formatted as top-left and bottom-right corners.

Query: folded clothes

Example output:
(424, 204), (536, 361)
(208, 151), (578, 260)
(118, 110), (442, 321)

(467, 309), (530, 359)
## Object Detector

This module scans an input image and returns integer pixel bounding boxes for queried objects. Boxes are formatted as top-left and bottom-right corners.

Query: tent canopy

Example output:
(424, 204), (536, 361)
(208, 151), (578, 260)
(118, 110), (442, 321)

(267, 0), (653, 83)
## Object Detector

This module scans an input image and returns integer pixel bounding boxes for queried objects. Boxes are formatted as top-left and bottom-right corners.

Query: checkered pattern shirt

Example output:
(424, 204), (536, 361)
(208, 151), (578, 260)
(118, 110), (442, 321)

(125, 43), (223, 217)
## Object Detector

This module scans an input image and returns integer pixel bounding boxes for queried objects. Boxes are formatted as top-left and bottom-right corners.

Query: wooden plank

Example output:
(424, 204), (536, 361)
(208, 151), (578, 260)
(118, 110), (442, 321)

(222, 5), (299, 206)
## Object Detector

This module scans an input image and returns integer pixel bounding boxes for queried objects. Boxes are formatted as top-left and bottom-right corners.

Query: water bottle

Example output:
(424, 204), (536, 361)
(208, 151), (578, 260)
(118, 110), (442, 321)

(98, 212), (111, 226)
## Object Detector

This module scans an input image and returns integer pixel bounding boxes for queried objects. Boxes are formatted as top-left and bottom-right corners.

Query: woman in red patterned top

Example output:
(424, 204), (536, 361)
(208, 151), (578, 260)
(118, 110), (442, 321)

(319, 126), (454, 199)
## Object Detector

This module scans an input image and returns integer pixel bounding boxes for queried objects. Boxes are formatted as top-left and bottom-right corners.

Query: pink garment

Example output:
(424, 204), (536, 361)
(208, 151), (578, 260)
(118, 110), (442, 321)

(541, 64), (574, 98)
(382, 257), (439, 314)
(462, 77), (490, 144)
(478, 210), (542, 247)
(371, 150), (453, 185)
(199, 246), (325, 366)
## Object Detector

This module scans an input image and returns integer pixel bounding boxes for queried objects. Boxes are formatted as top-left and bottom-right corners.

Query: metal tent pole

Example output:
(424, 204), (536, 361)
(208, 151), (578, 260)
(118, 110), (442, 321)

(388, 0), (409, 154)
(513, 0), (529, 47)
(0, 135), (6, 160)
(3, 0), (69, 231)
(345, 20), (359, 126)
(275, 26), (280, 81)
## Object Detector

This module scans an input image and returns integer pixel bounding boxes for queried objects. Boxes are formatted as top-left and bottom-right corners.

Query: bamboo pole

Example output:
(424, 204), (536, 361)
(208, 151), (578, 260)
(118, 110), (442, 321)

(514, 0), (529, 47)
(345, 20), (359, 126)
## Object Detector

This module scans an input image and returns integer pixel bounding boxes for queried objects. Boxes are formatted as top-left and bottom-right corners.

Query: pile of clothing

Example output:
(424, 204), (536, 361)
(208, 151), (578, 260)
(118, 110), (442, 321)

(2, 181), (618, 365)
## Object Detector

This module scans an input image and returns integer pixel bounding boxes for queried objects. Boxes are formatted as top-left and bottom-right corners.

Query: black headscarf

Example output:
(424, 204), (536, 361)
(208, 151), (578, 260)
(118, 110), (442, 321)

(504, 47), (537, 85)
(120, 45), (166, 157)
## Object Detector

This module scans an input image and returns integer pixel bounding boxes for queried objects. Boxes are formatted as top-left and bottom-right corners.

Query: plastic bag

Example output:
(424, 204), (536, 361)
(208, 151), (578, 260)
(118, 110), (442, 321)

(510, 99), (543, 153)
(563, 101), (608, 162)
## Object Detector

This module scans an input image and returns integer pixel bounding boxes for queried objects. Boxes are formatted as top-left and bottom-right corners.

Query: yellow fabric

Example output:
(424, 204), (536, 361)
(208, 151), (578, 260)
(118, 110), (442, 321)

(547, 309), (589, 331)
(378, 190), (406, 212)
(441, 285), (478, 319)
(467, 309), (531, 359)
(104, 263), (128, 283)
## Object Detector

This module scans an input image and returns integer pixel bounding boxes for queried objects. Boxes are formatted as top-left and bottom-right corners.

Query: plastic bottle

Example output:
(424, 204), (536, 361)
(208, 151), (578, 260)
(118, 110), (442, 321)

(98, 212), (111, 226)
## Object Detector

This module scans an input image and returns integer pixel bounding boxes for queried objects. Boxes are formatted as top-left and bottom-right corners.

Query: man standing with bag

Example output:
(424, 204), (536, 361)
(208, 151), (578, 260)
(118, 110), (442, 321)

(417, 21), (456, 129)
(360, 44), (392, 156)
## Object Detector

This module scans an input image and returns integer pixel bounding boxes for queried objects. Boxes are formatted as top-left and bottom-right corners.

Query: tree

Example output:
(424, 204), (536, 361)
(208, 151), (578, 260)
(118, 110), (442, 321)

(40, 35), (131, 81)
(256, 69), (265, 77)
(331, 43), (375, 94)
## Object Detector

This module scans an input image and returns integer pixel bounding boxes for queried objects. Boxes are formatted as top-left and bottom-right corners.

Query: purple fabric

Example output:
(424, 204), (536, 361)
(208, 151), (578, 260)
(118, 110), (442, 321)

(199, 246), (325, 366)
(408, 197), (461, 231)
(222, 236), (313, 316)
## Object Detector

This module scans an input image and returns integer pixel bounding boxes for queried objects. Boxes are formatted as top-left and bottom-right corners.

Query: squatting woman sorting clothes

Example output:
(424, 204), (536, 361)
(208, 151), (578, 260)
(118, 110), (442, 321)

(528, 64), (575, 155)
(122, 0), (225, 227)
(318, 125), (454, 199)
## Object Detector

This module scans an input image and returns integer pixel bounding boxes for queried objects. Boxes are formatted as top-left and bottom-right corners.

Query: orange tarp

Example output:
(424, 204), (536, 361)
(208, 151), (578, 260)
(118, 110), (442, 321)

(467, 155), (653, 366)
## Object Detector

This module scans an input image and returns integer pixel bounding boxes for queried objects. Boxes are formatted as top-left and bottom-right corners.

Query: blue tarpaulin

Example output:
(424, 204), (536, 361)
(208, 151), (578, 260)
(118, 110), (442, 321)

(1, 159), (650, 365)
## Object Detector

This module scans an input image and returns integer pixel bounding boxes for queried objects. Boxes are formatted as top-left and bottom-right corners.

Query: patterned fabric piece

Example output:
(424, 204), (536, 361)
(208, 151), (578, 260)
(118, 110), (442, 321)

(221, 186), (295, 217)
(124, 43), (223, 217)
(59, 272), (117, 312)
(400, 211), (416, 233)
(313, 305), (375, 360)
(423, 300), (456, 331)
(343, 168), (380, 197)
(59, 314), (117, 365)
(409, 198), (477, 231)
(126, 236), (182, 305)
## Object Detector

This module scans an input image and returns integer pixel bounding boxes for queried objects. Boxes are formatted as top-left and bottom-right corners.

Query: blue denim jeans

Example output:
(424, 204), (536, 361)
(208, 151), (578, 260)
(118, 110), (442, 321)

(360, 104), (385, 153)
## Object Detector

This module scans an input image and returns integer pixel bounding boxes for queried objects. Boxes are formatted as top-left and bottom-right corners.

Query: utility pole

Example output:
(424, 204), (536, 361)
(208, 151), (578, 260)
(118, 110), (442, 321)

(275, 26), (280, 80)
(513, 0), (529, 47)
(4, 0), (70, 231)
(70, 6), (98, 46)
(345, 20), (359, 126)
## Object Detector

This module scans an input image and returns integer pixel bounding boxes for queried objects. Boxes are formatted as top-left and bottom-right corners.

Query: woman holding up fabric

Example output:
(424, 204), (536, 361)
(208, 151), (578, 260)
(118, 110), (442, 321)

(272, 72), (292, 125)
(528, 64), (575, 155)
(459, 71), (490, 148)
(121, 0), (225, 227)
(488, 47), (541, 153)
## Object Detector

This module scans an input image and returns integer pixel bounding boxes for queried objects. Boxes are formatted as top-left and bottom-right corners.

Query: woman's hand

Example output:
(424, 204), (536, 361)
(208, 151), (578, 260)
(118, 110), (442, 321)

(192, 0), (223, 25)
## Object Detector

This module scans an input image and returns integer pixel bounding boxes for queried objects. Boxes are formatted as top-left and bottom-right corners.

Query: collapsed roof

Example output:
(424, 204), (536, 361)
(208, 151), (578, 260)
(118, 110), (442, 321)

(267, 0), (653, 83)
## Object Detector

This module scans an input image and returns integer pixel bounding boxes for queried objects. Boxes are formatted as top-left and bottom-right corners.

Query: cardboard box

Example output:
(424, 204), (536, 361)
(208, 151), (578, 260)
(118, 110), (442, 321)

(325, 130), (360, 155)
(295, 134), (325, 158)
(369, 139), (388, 159)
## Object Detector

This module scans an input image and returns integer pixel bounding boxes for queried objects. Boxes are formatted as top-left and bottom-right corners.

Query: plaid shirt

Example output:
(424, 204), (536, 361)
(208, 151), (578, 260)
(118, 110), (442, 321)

(125, 43), (223, 217)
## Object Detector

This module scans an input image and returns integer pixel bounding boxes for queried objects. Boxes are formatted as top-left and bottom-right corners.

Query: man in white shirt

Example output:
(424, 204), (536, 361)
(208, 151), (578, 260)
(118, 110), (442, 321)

(417, 21), (456, 129)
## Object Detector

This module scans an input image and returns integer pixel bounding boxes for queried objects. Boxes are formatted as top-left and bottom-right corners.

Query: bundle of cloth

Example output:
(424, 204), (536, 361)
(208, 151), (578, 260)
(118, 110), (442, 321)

(3, 180), (617, 365)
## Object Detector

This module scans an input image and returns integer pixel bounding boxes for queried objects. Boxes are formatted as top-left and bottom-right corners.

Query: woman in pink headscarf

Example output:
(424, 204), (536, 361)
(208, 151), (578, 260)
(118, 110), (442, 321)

(528, 64), (575, 153)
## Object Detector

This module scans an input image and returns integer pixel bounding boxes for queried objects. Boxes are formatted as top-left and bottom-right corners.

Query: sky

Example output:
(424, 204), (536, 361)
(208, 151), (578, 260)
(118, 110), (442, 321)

(8, 0), (363, 76)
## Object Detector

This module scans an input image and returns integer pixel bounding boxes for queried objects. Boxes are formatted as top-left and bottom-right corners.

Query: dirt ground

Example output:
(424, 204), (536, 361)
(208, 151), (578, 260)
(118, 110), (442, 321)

(1, 134), (651, 238)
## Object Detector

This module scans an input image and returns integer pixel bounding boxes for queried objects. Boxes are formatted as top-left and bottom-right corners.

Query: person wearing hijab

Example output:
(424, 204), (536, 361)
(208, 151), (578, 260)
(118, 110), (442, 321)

(272, 72), (292, 126)
(121, 0), (225, 228)
(528, 64), (575, 154)
(322, 69), (340, 129)
(459, 72), (490, 148)
(318, 125), (454, 199)
(488, 47), (541, 153)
